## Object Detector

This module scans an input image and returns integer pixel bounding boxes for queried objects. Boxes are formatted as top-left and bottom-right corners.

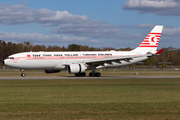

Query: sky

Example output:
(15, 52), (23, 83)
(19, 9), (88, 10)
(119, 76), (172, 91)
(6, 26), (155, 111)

(0, 0), (180, 49)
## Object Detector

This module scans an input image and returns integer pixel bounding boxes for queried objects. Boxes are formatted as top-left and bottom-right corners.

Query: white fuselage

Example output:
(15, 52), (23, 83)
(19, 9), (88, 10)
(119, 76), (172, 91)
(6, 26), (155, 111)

(4, 51), (148, 70)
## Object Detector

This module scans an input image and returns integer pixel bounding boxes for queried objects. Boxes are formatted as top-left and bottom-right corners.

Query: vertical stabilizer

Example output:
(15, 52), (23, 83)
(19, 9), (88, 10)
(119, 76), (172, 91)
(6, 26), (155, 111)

(132, 25), (163, 54)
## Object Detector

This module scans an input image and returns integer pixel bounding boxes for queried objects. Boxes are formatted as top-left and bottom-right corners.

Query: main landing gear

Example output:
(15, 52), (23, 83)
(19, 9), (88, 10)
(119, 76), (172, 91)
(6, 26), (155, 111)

(74, 72), (101, 77)
(89, 72), (101, 77)
(75, 72), (86, 77)
(21, 69), (25, 77)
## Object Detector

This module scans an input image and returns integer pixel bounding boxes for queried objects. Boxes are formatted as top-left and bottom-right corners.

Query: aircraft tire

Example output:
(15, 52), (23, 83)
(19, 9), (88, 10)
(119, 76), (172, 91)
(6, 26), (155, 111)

(89, 73), (93, 76)
(91, 73), (95, 76)
(95, 72), (101, 77)
(21, 73), (25, 77)
(75, 73), (80, 77)
(80, 72), (86, 76)
(89, 72), (101, 77)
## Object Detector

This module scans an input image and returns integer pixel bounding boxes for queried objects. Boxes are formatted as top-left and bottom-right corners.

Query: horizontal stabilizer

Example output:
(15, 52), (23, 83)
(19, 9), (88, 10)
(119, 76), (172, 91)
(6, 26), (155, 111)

(155, 49), (164, 55)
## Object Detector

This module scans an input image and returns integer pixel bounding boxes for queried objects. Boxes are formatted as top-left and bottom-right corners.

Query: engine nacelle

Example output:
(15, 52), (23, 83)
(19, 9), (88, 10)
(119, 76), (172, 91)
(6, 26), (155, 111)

(45, 70), (60, 74)
(67, 64), (87, 74)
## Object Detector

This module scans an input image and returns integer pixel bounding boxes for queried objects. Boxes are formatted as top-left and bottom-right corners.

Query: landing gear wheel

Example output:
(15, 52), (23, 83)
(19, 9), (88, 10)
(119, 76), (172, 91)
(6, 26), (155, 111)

(21, 69), (25, 77)
(75, 72), (86, 77)
(95, 72), (101, 77)
(21, 73), (25, 77)
(75, 73), (80, 77)
(89, 72), (94, 77)
(89, 72), (101, 77)
(80, 72), (86, 76)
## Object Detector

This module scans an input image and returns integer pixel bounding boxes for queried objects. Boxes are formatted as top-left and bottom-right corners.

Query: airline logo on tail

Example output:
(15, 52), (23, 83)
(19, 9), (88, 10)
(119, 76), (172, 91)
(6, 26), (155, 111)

(139, 33), (161, 47)
(137, 25), (163, 48)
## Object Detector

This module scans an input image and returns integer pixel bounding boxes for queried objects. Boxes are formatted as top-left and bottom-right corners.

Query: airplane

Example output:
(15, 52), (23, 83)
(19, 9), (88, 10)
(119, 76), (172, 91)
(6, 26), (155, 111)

(3, 25), (164, 77)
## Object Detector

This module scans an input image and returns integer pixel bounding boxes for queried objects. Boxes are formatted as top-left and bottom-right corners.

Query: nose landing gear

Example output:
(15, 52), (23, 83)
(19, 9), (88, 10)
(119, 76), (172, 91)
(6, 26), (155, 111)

(21, 69), (25, 77)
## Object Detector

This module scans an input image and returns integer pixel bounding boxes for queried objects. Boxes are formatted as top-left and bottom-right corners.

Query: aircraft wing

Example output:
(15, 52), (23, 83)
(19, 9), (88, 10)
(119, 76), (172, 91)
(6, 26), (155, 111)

(60, 49), (164, 67)
(73, 54), (153, 66)
(81, 49), (164, 66)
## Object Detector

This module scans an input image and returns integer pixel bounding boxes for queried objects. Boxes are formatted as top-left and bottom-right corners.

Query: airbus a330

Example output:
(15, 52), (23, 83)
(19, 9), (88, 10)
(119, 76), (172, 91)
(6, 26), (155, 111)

(3, 25), (164, 77)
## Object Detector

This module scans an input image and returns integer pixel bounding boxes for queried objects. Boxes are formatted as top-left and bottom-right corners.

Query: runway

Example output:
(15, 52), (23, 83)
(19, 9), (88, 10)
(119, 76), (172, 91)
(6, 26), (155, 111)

(1, 75), (180, 80)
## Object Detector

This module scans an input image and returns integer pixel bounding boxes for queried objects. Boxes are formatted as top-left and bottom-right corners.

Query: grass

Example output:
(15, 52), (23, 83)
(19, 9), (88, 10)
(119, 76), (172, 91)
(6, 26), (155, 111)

(0, 79), (180, 119)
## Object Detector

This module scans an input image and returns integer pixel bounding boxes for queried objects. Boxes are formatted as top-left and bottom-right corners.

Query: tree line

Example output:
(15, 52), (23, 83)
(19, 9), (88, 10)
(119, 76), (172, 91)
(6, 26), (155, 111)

(0, 40), (180, 67)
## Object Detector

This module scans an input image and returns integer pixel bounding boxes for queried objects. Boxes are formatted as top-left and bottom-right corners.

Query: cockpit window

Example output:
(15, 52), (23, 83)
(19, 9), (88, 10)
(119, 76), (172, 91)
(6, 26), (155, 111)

(7, 57), (14, 59)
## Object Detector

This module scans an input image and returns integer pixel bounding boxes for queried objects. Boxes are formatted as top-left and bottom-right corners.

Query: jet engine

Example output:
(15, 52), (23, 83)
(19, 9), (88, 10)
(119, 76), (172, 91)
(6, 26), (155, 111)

(45, 70), (60, 74)
(67, 64), (87, 74)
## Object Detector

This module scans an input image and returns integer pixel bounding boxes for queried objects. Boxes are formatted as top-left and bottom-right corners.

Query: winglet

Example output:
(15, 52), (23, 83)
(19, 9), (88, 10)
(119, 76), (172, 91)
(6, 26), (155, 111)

(155, 49), (164, 55)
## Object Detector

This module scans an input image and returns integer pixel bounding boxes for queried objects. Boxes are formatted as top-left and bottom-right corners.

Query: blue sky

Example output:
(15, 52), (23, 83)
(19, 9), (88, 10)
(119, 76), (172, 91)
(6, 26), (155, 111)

(0, 0), (180, 49)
